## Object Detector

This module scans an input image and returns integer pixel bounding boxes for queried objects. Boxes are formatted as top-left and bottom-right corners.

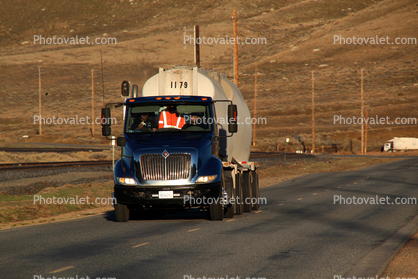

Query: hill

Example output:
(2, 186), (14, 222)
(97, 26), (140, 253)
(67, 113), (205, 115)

(0, 0), (417, 153)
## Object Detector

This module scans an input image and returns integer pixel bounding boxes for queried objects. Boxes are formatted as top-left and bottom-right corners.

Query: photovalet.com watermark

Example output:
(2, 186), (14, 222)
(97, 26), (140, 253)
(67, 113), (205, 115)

(183, 195), (267, 206)
(333, 275), (416, 279)
(334, 195), (418, 205)
(33, 276), (116, 279)
(33, 35), (117, 45)
(183, 35), (267, 46)
(182, 115), (268, 125)
(33, 115), (117, 125)
(333, 35), (417, 45)
(333, 115), (417, 125)
(183, 275), (266, 279)
(33, 195), (116, 206)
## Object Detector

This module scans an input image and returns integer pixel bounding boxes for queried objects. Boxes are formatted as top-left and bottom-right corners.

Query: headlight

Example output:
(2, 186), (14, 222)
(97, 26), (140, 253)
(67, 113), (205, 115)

(117, 177), (137, 185)
(196, 175), (217, 183)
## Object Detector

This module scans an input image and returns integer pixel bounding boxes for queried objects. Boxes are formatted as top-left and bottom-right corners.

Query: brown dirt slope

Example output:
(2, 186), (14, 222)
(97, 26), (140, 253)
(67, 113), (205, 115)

(0, 0), (416, 153)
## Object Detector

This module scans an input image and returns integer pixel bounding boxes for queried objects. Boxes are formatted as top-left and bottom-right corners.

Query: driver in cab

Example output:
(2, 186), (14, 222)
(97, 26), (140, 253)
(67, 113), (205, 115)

(182, 113), (208, 130)
(135, 113), (157, 132)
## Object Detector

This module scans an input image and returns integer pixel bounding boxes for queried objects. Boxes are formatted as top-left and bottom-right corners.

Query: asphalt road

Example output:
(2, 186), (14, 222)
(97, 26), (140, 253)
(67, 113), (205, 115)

(1, 158), (418, 279)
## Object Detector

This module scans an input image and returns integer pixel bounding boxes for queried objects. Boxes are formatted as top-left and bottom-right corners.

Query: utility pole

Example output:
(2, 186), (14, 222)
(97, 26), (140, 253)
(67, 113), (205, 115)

(361, 68), (364, 155)
(92, 69), (95, 138)
(253, 65), (257, 146)
(194, 25), (200, 67)
(233, 9), (239, 88)
(365, 105), (368, 153)
(39, 66), (42, 135)
(311, 71), (315, 154)
(101, 50), (105, 106)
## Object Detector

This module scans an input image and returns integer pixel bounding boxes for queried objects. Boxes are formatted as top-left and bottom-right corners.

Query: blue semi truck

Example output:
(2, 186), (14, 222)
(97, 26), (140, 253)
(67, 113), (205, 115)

(101, 66), (259, 221)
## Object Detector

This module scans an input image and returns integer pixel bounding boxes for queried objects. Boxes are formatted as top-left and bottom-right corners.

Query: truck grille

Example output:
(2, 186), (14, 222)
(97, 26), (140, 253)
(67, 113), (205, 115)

(139, 153), (191, 180)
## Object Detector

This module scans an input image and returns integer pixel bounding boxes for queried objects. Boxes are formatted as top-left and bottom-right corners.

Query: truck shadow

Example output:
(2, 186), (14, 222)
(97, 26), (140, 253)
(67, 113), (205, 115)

(103, 208), (210, 222)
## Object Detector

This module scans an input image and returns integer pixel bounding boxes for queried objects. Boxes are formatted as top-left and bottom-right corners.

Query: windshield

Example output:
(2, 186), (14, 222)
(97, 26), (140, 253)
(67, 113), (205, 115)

(125, 103), (213, 133)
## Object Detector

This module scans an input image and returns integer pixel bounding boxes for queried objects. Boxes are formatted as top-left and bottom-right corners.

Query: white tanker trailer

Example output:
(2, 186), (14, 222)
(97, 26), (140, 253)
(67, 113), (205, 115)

(101, 66), (259, 221)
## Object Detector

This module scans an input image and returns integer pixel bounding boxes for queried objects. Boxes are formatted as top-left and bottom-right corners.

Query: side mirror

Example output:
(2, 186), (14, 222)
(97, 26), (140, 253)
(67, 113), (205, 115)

(228, 104), (238, 134)
(117, 137), (126, 147)
(101, 108), (111, 136)
(132, 85), (139, 98)
(121, 80), (130, 97)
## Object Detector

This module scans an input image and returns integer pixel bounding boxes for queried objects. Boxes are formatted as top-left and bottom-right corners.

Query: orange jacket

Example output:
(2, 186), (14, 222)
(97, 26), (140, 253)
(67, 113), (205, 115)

(158, 110), (185, 129)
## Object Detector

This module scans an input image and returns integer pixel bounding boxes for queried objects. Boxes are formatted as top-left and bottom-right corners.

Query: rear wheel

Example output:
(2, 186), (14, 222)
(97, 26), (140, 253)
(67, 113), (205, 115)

(242, 171), (252, 213)
(234, 172), (244, 215)
(251, 171), (260, 211)
(224, 169), (234, 218)
(115, 203), (129, 222)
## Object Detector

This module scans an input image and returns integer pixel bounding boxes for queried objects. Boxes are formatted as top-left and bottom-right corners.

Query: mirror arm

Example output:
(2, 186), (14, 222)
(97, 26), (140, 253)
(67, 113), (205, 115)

(120, 146), (125, 172)
(105, 102), (125, 109)
(211, 134), (233, 144)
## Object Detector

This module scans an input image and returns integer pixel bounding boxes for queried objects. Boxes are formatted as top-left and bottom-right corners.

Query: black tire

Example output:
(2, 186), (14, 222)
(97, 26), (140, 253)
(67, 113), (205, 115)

(115, 203), (129, 222)
(251, 171), (260, 211)
(209, 200), (224, 221)
(235, 172), (244, 215)
(242, 171), (252, 213)
(224, 169), (234, 218)
(209, 170), (224, 221)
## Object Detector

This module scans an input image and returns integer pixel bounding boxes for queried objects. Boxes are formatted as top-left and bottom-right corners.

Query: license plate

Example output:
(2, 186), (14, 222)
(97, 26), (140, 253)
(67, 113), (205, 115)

(159, 191), (174, 199)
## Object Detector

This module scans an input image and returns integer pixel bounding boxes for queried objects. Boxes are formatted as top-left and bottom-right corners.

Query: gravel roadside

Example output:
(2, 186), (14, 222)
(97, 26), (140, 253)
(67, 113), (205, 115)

(382, 231), (418, 277)
(0, 166), (113, 195)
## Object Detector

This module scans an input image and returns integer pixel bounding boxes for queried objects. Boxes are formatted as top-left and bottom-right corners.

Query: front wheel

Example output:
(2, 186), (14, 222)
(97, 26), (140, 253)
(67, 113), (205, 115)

(224, 169), (234, 218)
(209, 170), (224, 221)
(115, 203), (129, 222)
(209, 201), (224, 221)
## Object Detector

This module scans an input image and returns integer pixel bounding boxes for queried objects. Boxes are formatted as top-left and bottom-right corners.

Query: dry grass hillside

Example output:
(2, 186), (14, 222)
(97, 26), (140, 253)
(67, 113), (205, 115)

(0, 0), (417, 152)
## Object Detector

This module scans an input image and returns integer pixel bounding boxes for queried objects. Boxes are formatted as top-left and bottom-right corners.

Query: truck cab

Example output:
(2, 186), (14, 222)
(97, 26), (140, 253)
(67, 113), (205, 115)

(113, 96), (225, 219)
